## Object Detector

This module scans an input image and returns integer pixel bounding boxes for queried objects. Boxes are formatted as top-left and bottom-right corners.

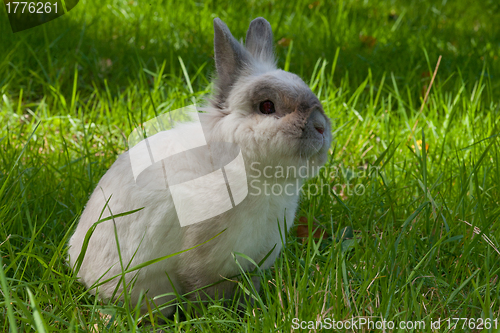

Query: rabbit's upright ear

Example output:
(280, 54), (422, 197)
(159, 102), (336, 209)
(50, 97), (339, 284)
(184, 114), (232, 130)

(245, 17), (274, 63)
(213, 18), (250, 106)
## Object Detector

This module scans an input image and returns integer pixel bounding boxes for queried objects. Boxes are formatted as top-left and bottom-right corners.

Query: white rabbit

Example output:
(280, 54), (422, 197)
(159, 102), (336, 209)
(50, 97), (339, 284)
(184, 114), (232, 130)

(68, 17), (332, 316)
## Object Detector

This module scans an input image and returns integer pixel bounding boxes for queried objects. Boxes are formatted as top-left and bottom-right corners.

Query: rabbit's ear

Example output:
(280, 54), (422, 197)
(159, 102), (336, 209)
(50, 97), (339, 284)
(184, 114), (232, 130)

(245, 17), (274, 63)
(213, 18), (250, 105)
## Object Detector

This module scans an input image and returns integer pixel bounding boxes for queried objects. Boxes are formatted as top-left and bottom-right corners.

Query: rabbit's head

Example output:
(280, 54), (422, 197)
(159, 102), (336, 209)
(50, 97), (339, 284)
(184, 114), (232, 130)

(203, 18), (331, 178)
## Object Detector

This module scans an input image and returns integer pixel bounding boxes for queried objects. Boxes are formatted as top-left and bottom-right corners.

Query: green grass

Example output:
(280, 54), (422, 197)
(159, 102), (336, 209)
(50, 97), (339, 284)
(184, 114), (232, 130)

(1, 0), (500, 331)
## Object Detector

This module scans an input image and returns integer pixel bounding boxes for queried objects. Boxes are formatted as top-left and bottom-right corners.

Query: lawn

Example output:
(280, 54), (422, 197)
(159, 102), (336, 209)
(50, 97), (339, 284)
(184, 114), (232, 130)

(1, 0), (500, 331)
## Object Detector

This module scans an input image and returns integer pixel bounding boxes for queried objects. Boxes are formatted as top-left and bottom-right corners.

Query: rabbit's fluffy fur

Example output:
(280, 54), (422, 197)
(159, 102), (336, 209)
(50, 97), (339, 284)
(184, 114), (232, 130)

(68, 17), (332, 316)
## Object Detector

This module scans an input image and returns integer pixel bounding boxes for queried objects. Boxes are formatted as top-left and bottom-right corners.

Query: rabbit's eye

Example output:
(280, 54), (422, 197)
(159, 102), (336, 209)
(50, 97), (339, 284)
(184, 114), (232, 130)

(259, 100), (275, 114)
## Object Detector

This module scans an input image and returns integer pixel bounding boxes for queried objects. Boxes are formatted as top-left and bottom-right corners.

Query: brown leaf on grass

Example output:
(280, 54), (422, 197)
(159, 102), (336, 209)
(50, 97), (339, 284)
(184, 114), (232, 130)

(421, 71), (432, 78)
(359, 34), (377, 48)
(308, 1), (320, 9)
(278, 37), (291, 47)
(296, 216), (328, 243)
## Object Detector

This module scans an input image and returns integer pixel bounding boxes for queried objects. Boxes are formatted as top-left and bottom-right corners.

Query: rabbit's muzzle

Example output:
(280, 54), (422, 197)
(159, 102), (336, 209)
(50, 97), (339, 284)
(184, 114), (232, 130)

(297, 108), (331, 158)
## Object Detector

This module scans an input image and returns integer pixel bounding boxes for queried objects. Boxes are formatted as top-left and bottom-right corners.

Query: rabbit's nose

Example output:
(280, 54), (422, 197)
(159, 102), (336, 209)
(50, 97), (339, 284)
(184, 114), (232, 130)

(308, 109), (326, 135)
